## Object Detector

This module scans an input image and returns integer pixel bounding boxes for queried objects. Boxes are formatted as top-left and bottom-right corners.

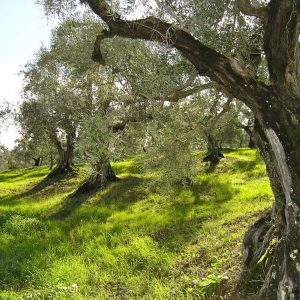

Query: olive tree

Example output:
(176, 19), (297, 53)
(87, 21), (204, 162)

(21, 51), (81, 175)
(20, 17), (107, 175)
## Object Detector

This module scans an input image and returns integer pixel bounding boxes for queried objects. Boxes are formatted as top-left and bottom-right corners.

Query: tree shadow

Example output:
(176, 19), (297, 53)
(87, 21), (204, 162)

(169, 176), (237, 208)
(99, 176), (148, 210)
(149, 212), (211, 252)
(109, 177), (236, 253)
(49, 186), (102, 220)
(49, 176), (147, 220)
(0, 173), (76, 207)
(0, 172), (26, 181)
(20, 173), (74, 197)
(205, 161), (219, 173)
(190, 178), (237, 205)
(160, 179), (233, 237)
(231, 151), (262, 173)
(0, 168), (47, 182)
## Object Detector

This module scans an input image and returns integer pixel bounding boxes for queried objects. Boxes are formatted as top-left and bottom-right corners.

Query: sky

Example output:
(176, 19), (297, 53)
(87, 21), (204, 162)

(0, 1), (57, 149)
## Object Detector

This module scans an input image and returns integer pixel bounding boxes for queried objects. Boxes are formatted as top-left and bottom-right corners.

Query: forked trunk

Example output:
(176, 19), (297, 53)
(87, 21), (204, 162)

(50, 132), (76, 177)
(238, 103), (300, 299)
(74, 158), (117, 195)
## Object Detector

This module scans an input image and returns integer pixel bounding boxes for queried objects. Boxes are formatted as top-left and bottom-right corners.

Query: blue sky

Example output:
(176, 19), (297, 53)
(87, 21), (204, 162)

(0, 1), (57, 149)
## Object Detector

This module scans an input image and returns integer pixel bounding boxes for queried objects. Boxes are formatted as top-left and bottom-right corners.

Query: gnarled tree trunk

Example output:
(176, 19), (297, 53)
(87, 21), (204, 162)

(49, 131), (76, 177)
(75, 157), (117, 195)
(202, 134), (224, 166)
(57, 132), (75, 171)
(242, 125), (256, 149)
(239, 100), (300, 299)
(49, 153), (54, 170)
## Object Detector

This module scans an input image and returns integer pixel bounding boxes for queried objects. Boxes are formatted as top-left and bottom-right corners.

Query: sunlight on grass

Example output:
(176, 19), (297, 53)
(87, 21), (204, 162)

(0, 149), (273, 299)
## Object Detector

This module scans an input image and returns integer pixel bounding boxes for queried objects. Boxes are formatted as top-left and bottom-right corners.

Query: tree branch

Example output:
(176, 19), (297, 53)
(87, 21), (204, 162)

(241, 124), (253, 137)
(207, 97), (233, 132)
(238, 0), (268, 21)
(137, 82), (214, 103)
(50, 131), (63, 152)
(174, 69), (199, 92)
(165, 83), (214, 102)
(84, 0), (271, 114)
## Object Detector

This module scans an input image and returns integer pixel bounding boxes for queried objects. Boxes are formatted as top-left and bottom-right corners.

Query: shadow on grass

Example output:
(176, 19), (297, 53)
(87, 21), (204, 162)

(170, 177), (237, 206)
(49, 188), (101, 220)
(147, 179), (236, 250)
(191, 178), (237, 204)
(0, 173), (76, 207)
(0, 172), (27, 182)
(100, 176), (147, 210)
(0, 168), (48, 182)
(149, 198), (210, 247)
(204, 161), (218, 173)
(19, 173), (74, 197)
(49, 176), (147, 220)
(231, 151), (262, 173)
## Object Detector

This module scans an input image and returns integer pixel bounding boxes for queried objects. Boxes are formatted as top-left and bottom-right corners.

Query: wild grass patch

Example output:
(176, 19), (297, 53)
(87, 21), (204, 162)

(0, 149), (273, 299)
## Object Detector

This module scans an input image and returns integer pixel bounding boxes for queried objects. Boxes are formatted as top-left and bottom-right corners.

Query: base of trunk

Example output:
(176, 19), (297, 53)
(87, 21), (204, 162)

(75, 173), (117, 196)
(203, 149), (224, 172)
(236, 209), (274, 298)
(248, 138), (256, 149)
(203, 135), (224, 167)
(236, 204), (300, 299)
(73, 160), (117, 196)
(202, 150), (224, 164)
(235, 118), (300, 299)
(47, 164), (77, 178)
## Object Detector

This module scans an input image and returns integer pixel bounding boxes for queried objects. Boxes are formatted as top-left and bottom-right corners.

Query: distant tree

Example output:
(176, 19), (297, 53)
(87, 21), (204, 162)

(14, 135), (56, 168)
(0, 145), (9, 171)
(20, 18), (109, 175)
(0, 101), (12, 169)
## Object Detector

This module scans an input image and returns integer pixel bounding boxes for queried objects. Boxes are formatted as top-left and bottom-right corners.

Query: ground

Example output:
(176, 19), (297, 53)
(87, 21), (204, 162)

(0, 149), (273, 299)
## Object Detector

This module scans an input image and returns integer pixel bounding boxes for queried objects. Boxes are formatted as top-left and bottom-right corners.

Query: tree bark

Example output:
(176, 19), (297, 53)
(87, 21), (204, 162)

(58, 132), (75, 171)
(74, 158), (117, 195)
(248, 136), (256, 149)
(242, 125), (256, 149)
(49, 131), (76, 176)
(238, 103), (300, 299)
(202, 134), (224, 166)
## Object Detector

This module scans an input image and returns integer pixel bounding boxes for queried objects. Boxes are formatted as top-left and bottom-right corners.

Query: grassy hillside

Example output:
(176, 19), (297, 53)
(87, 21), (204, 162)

(0, 149), (273, 299)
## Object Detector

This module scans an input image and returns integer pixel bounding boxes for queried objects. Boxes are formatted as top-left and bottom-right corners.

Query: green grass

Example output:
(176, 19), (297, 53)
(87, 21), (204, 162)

(0, 149), (273, 299)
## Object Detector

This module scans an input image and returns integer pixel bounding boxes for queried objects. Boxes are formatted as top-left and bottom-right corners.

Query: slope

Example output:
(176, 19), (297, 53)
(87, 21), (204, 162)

(0, 149), (273, 299)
